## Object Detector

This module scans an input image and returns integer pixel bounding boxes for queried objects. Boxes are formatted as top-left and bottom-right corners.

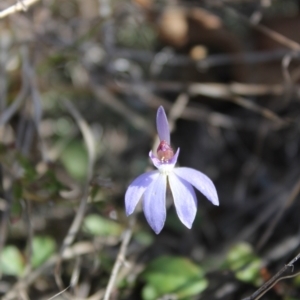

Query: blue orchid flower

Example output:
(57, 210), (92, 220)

(125, 106), (219, 234)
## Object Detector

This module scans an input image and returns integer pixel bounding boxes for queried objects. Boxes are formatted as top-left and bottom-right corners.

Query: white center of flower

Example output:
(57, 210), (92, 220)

(157, 163), (175, 175)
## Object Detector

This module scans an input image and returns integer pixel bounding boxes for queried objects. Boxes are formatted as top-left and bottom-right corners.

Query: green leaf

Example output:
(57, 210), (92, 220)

(142, 284), (159, 300)
(83, 214), (122, 237)
(224, 242), (262, 286)
(235, 259), (261, 284)
(142, 256), (208, 300)
(225, 243), (254, 271)
(31, 236), (56, 268)
(60, 141), (88, 180)
(0, 246), (24, 276)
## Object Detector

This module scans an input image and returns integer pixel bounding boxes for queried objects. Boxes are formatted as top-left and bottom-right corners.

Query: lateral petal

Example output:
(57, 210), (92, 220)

(168, 173), (197, 229)
(143, 173), (167, 234)
(174, 167), (219, 206)
(125, 171), (159, 216)
(156, 106), (170, 144)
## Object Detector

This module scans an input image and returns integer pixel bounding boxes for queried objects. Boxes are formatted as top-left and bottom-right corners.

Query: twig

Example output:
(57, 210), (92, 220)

(0, 31), (9, 112)
(0, 167), (12, 277)
(54, 99), (96, 294)
(103, 222), (134, 300)
(47, 285), (72, 300)
(190, 84), (286, 124)
(112, 80), (287, 128)
(217, 1), (300, 51)
(232, 166), (300, 245)
(23, 198), (34, 276)
(0, 47), (29, 126)
(242, 252), (300, 300)
(188, 82), (286, 97)
(110, 48), (293, 68)
(231, 96), (285, 125)
(114, 81), (289, 100)
(90, 82), (154, 135)
(256, 177), (300, 250)
(0, 0), (40, 19)
(3, 241), (100, 300)
(111, 81), (242, 129)
(281, 51), (300, 105)
(168, 93), (189, 133)
(23, 44), (50, 162)
(188, 85), (286, 126)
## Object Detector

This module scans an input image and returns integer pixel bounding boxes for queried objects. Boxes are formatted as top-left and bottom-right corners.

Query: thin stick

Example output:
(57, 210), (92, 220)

(91, 83), (153, 135)
(256, 177), (300, 250)
(54, 99), (96, 293)
(3, 241), (99, 300)
(103, 221), (134, 300)
(0, 47), (29, 126)
(218, 1), (300, 51)
(242, 252), (300, 300)
(168, 93), (189, 133)
(0, 167), (12, 276)
(110, 48), (291, 68)
(0, 0), (40, 19)
(47, 285), (72, 300)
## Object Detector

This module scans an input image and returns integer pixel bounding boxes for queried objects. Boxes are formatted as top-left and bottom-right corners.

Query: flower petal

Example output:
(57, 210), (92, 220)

(149, 148), (180, 172)
(168, 173), (197, 229)
(143, 173), (167, 234)
(173, 167), (219, 206)
(168, 147), (180, 165)
(156, 106), (170, 144)
(125, 171), (159, 216)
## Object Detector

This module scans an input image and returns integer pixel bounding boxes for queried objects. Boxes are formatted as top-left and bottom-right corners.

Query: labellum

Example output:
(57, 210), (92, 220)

(157, 140), (174, 162)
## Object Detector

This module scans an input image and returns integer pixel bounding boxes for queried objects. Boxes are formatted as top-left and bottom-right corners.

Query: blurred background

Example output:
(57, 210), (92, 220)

(1, 0), (300, 299)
